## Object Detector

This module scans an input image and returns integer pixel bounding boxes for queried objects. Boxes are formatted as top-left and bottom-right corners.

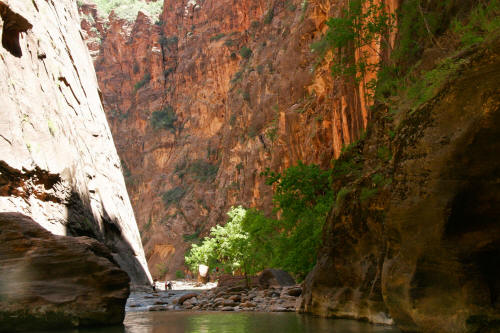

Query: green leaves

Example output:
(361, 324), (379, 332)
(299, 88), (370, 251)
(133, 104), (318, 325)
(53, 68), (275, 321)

(185, 206), (254, 274)
(312, 0), (395, 84)
(151, 105), (177, 132)
(260, 162), (333, 279)
(186, 163), (333, 280)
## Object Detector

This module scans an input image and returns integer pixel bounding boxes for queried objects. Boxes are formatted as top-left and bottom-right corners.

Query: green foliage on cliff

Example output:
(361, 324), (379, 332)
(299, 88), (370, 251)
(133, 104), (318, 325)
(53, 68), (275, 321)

(151, 105), (177, 132)
(210, 33), (226, 41)
(185, 162), (333, 280)
(239, 46), (253, 59)
(134, 72), (151, 92)
(162, 186), (186, 208)
(159, 36), (179, 49)
(93, 0), (163, 21)
(452, 0), (500, 47)
(188, 159), (219, 182)
(264, 8), (275, 24)
(311, 0), (395, 84)
(260, 162), (334, 278)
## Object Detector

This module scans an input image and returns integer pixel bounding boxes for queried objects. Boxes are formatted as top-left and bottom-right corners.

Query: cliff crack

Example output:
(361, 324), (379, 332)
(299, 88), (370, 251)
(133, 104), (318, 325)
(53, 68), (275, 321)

(58, 76), (81, 105)
(0, 134), (12, 145)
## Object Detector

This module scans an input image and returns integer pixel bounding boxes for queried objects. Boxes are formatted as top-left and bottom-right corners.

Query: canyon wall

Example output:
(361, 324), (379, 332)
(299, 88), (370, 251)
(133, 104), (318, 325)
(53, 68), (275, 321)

(80, 0), (375, 278)
(0, 0), (151, 286)
(79, 0), (500, 331)
(299, 39), (500, 331)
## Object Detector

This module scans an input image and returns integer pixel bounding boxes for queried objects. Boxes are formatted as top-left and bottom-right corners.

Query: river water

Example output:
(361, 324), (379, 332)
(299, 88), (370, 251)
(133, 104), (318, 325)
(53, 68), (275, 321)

(54, 312), (400, 333)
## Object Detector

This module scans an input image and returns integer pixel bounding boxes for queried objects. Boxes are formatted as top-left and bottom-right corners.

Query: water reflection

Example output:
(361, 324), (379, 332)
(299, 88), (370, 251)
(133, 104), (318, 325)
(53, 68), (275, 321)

(31, 312), (400, 333)
(123, 312), (401, 333)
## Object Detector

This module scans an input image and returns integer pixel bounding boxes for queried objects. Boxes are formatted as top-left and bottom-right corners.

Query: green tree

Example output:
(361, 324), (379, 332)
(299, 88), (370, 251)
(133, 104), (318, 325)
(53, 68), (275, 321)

(185, 163), (334, 281)
(261, 162), (333, 279)
(185, 207), (255, 277)
(311, 0), (395, 84)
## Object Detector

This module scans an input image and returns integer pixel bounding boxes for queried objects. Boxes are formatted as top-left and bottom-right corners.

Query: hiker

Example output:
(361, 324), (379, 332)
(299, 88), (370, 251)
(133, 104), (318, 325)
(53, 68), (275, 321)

(166, 281), (172, 290)
(152, 279), (157, 292)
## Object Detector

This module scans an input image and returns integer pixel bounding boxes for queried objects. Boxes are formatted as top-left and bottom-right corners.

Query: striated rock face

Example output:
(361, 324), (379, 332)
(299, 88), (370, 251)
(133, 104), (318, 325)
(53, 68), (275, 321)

(0, 212), (130, 331)
(80, 0), (377, 278)
(0, 0), (151, 286)
(300, 40), (500, 331)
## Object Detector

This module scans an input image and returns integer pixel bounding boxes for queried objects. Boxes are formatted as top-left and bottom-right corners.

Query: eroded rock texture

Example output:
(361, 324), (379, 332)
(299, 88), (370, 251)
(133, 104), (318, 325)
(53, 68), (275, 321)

(0, 0), (151, 286)
(0, 212), (130, 331)
(79, 0), (380, 278)
(300, 40), (500, 332)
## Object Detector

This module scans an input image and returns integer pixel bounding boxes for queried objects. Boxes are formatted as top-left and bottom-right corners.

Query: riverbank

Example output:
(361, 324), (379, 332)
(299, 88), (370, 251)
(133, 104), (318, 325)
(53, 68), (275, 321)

(126, 280), (301, 313)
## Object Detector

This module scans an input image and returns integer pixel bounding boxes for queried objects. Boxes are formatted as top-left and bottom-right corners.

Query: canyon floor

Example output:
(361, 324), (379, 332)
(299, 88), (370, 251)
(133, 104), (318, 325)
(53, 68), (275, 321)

(127, 280), (301, 313)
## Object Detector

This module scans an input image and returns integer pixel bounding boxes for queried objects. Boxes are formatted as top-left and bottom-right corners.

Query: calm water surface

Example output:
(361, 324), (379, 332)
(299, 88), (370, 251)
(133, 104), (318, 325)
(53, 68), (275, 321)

(53, 312), (401, 333)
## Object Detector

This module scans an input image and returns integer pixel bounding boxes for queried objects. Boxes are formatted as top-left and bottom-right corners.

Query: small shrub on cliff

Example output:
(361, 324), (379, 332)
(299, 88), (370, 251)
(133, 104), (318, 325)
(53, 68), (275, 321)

(210, 33), (226, 41)
(156, 263), (168, 276)
(162, 186), (186, 208)
(264, 8), (275, 24)
(151, 105), (177, 132)
(231, 71), (243, 84)
(239, 46), (252, 59)
(188, 159), (219, 182)
(311, 0), (395, 88)
(163, 67), (175, 78)
(159, 36), (179, 50)
(452, 0), (500, 47)
(134, 72), (151, 92)
(183, 228), (201, 243)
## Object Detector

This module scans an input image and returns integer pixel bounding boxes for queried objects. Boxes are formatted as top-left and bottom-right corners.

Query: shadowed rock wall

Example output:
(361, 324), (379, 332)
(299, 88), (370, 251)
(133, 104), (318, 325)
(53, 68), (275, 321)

(299, 38), (500, 332)
(0, 0), (151, 286)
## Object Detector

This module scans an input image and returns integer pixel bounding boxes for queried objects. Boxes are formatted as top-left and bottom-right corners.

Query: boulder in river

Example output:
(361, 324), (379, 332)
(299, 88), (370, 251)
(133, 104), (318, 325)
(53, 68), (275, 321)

(258, 269), (296, 288)
(0, 213), (130, 331)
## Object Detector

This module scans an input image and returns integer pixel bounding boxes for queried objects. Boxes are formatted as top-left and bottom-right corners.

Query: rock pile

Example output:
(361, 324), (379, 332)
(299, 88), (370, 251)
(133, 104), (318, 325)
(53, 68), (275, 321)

(174, 285), (302, 312)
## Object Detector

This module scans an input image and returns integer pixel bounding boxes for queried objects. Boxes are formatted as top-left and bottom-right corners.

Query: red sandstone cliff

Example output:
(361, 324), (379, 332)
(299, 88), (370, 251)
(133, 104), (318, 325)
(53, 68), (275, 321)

(79, 0), (388, 278)
(77, 1), (500, 331)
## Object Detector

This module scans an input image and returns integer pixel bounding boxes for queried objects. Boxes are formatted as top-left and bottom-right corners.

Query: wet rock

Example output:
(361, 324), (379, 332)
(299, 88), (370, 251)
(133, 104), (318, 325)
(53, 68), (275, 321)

(227, 286), (245, 293)
(258, 269), (296, 289)
(176, 293), (199, 305)
(0, 213), (130, 331)
(229, 295), (241, 302)
(223, 300), (237, 307)
(285, 287), (302, 297)
(149, 305), (167, 311)
(183, 297), (199, 307)
(240, 302), (257, 308)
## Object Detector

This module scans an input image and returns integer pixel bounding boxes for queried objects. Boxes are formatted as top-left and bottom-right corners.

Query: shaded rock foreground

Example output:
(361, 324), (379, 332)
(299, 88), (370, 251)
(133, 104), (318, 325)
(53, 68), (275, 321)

(299, 39), (500, 332)
(0, 0), (151, 286)
(0, 213), (130, 332)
